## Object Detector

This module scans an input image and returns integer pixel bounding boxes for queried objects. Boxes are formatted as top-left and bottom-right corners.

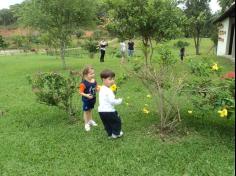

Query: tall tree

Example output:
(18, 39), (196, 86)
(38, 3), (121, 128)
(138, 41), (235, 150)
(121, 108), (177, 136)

(218, 0), (234, 11)
(184, 0), (211, 55)
(107, 0), (184, 65)
(0, 9), (17, 26)
(18, 0), (96, 69)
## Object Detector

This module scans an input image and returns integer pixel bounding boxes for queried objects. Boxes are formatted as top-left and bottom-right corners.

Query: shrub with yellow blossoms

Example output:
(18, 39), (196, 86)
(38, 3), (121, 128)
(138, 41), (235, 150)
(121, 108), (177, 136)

(218, 108), (228, 118)
(212, 63), (219, 71)
(143, 107), (150, 114)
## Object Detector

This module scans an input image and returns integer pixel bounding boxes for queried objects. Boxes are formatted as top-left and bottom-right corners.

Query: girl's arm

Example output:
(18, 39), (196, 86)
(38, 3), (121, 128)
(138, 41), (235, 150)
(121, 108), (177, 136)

(79, 83), (93, 99)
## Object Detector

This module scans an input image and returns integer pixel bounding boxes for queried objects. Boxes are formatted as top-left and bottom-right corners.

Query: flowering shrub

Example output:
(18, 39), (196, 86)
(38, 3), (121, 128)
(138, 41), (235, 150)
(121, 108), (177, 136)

(185, 60), (235, 119)
(131, 47), (184, 133)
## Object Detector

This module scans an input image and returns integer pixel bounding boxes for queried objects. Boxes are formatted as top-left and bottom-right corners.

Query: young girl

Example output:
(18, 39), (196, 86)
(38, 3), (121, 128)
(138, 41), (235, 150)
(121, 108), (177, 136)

(79, 66), (98, 131)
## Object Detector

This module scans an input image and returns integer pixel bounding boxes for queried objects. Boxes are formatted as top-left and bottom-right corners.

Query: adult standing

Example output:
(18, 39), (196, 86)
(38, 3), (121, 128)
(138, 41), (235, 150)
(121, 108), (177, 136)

(128, 39), (135, 58)
(120, 41), (126, 64)
(180, 47), (185, 62)
(99, 39), (108, 62)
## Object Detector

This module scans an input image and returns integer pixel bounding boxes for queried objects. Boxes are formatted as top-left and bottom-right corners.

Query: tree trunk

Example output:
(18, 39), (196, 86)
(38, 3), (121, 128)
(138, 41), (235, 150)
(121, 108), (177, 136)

(60, 40), (66, 69)
(142, 37), (149, 66)
(194, 29), (201, 55)
(149, 38), (154, 63)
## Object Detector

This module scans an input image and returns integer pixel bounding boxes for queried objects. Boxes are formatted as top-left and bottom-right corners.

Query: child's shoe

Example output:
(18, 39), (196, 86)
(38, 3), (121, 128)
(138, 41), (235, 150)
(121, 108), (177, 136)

(111, 131), (124, 139)
(85, 123), (91, 131)
(89, 120), (98, 127)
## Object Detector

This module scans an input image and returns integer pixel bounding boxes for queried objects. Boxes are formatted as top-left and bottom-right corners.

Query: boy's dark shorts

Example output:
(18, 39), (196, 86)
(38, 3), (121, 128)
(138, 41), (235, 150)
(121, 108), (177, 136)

(83, 99), (96, 111)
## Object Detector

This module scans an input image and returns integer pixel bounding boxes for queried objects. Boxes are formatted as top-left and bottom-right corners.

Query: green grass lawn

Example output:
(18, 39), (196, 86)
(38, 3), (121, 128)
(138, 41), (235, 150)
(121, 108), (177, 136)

(0, 39), (235, 176)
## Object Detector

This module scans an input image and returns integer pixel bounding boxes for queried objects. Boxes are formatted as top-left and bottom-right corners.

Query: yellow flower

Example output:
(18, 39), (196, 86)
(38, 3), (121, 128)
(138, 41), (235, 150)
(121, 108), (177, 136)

(110, 84), (117, 92)
(188, 111), (193, 114)
(147, 95), (152, 98)
(212, 63), (219, 71)
(218, 108), (228, 118)
(143, 108), (150, 114)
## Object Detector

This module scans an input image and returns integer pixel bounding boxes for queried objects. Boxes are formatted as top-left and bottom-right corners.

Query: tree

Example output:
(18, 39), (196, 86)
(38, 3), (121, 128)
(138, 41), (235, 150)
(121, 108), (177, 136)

(106, 0), (184, 65)
(0, 9), (17, 26)
(218, 0), (234, 11)
(18, 0), (96, 69)
(184, 0), (212, 55)
(0, 35), (8, 50)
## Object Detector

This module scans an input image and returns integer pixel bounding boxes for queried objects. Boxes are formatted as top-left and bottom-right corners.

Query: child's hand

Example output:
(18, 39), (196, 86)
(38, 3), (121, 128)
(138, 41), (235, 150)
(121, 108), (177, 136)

(87, 94), (94, 99)
(117, 98), (123, 104)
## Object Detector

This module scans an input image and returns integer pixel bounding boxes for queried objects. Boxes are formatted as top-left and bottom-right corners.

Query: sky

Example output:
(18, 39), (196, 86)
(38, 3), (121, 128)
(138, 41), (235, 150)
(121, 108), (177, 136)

(0, 0), (222, 13)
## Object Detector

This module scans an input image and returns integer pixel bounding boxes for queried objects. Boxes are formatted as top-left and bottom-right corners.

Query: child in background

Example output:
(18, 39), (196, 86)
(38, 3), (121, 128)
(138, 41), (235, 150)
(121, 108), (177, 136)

(98, 69), (124, 139)
(79, 66), (98, 131)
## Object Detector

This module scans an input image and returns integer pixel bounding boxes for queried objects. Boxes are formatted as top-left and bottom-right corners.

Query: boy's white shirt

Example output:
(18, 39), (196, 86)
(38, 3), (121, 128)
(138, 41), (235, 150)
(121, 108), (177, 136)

(98, 85), (122, 112)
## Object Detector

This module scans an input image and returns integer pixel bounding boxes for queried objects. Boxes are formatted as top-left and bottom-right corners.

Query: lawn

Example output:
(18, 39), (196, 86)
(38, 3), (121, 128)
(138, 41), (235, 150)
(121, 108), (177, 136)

(0, 39), (235, 176)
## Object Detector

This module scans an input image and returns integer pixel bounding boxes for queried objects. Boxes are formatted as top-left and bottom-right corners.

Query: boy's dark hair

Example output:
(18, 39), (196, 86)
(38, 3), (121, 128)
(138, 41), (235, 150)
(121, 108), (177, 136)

(100, 69), (115, 79)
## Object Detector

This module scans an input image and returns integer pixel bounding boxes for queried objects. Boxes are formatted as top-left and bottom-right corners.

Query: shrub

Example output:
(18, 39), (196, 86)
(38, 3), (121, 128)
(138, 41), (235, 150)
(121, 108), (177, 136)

(82, 38), (98, 58)
(0, 35), (8, 50)
(75, 29), (85, 39)
(131, 47), (184, 134)
(185, 59), (235, 119)
(28, 72), (81, 121)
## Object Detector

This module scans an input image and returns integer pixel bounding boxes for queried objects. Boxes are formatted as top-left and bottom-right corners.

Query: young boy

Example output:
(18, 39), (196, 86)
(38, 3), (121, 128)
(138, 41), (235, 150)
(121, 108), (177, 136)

(98, 70), (124, 139)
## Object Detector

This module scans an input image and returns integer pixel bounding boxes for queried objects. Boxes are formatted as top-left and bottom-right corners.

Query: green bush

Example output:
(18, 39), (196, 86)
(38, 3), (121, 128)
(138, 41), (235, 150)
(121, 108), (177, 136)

(82, 38), (98, 58)
(75, 29), (85, 39)
(28, 72), (81, 120)
(185, 59), (235, 119)
(0, 35), (8, 50)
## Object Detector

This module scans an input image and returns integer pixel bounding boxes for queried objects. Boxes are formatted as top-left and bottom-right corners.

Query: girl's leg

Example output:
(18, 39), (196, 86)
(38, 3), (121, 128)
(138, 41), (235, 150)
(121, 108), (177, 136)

(83, 111), (89, 124)
(88, 110), (98, 126)
(84, 111), (91, 131)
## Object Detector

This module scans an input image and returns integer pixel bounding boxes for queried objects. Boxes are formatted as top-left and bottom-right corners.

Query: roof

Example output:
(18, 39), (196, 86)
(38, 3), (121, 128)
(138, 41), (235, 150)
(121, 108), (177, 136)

(214, 3), (235, 23)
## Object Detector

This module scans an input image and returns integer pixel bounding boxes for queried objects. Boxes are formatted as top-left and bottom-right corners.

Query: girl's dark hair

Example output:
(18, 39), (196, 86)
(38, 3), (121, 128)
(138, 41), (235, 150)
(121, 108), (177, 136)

(82, 66), (94, 80)
(100, 69), (115, 79)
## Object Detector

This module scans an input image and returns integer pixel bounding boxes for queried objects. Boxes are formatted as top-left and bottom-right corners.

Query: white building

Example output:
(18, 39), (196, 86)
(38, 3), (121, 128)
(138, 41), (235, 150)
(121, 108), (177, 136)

(214, 3), (235, 61)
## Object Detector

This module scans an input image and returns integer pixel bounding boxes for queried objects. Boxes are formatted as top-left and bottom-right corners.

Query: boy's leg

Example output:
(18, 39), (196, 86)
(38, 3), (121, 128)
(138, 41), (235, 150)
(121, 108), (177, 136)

(109, 112), (122, 136)
(99, 112), (112, 136)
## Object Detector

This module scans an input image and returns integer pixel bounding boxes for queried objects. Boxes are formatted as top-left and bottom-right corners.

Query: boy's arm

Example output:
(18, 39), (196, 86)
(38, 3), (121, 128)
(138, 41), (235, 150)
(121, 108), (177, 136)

(107, 91), (122, 105)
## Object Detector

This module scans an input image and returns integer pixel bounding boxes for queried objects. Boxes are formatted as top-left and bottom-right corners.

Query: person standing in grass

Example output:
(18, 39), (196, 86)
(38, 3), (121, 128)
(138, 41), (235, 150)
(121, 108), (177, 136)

(98, 70), (124, 139)
(79, 66), (98, 131)
(128, 39), (135, 58)
(99, 39), (108, 63)
(180, 47), (185, 61)
(120, 41), (127, 64)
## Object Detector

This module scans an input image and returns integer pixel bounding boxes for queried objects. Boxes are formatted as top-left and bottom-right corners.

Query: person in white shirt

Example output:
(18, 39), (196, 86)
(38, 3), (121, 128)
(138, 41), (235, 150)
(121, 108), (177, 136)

(120, 41), (126, 64)
(98, 69), (124, 139)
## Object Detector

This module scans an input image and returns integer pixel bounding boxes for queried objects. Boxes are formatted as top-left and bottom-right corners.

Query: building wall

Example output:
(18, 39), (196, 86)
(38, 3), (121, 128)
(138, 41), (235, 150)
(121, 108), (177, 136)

(217, 18), (230, 56)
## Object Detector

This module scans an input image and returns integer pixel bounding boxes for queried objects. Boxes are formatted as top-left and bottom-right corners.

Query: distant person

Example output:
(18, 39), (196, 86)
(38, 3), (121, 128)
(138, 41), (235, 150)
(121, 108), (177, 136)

(180, 47), (185, 61)
(120, 41), (126, 64)
(128, 40), (135, 58)
(99, 40), (108, 63)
